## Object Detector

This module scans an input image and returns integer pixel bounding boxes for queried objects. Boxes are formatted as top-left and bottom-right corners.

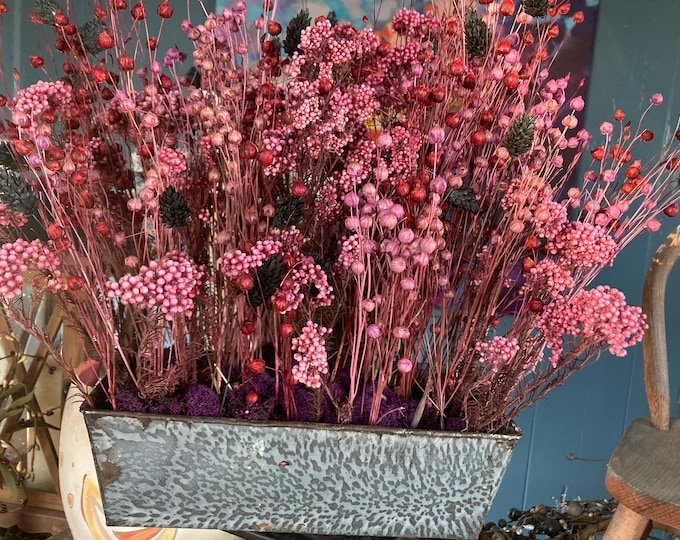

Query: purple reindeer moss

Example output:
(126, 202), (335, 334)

(226, 391), (276, 421)
(115, 385), (148, 413)
(113, 366), (464, 430)
(184, 384), (222, 417)
(147, 395), (187, 416)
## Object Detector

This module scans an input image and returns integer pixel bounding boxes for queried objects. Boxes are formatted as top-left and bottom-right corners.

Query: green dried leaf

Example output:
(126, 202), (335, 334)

(446, 186), (481, 213)
(1, 418), (58, 435)
(6, 392), (35, 412)
(0, 382), (26, 404)
(0, 167), (39, 216)
(283, 8), (312, 57)
(0, 462), (17, 501)
(248, 254), (283, 308)
(159, 186), (191, 229)
(502, 114), (536, 158)
(522, 0), (550, 17)
(272, 197), (303, 230)
(78, 19), (107, 55)
(464, 10), (489, 59)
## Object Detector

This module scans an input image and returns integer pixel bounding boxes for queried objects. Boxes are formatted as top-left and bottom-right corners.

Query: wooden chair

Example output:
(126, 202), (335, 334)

(0, 295), (70, 534)
(603, 224), (680, 539)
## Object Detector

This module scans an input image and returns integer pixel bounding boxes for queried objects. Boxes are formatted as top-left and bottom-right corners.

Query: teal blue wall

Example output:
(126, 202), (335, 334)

(0, 2), (200, 88)
(490, 0), (680, 520)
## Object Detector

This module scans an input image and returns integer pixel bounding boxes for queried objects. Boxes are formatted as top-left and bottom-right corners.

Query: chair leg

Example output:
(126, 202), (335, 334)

(603, 504), (651, 539)
(640, 521), (653, 539)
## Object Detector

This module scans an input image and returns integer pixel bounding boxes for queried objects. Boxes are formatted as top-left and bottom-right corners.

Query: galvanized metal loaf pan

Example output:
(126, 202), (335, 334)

(82, 409), (520, 539)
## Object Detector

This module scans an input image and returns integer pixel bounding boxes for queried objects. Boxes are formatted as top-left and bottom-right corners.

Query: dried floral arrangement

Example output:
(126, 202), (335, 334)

(0, 0), (678, 433)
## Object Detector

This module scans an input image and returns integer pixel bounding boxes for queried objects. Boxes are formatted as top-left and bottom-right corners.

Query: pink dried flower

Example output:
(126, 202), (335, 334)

(537, 286), (647, 367)
(650, 93), (664, 105)
(569, 96), (585, 111)
(107, 251), (204, 320)
(600, 122), (614, 135)
(291, 321), (331, 389)
(396, 358), (413, 374)
(0, 239), (64, 298)
(428, 126), (445, 145)
(547, 222), (617, 269)
(476, 336), (520, 373)
(366, 324), (382, 339)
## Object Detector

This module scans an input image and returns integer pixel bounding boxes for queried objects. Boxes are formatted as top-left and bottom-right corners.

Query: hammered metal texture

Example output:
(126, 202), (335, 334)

(82, 411), (520, 539)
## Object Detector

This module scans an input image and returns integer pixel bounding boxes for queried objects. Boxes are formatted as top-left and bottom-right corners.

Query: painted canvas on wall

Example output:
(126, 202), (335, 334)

(216, 0), (425, 29)
(213, 0), (599, 87)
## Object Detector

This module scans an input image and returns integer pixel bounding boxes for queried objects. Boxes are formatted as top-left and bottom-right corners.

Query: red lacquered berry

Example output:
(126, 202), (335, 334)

(157, 1), (173, 18)
(528, 298), (544, 313)
(118, 55), (135, 71)
(131, 2), (147, 19)
(471, 130), (486, 146)
(640, 130), (654, 142)
(664, 203), (679, 217)
(267, 20), (282, 36)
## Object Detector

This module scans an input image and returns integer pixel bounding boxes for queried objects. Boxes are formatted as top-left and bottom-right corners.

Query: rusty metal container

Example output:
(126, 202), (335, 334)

(82, 409), (520, 539)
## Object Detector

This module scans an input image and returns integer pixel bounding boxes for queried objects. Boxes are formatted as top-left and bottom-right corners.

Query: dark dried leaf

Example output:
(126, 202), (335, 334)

(446, 186), (481, 213)
(502, 114), (536, 158)
(465, 10), (489, 59)
(159, 186), (191, 229)
(283, 9), (312, 57)
(272, 197), (303, 230)
(522, 0), (550, 17)
(32, 0), (60, 25)
(0, 167), (39, 216)
(248, 254), (283, 308)
(78, 19), (107, 55)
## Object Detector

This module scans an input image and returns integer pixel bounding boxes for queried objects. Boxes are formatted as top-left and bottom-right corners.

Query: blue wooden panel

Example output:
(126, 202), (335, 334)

(490, 0), (680, 521)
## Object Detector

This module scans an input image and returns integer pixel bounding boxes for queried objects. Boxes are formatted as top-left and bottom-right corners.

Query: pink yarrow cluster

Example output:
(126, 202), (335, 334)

(106, 251), (204, 320)
(0, 239), (65, 297)
(547, 221), (618, 269)
(217, 240), (282, 277)
(536, 285), (647, 367)
(10, 80), (72, 131)
(476, 336), (520, 374)
(524, 259), (575, 297)
(276, 257), (334, 314)
(291, 321), (331, 389)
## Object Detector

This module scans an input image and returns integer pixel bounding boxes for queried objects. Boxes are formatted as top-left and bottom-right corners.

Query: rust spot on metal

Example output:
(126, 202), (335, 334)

(99, 460), (122, 487)
(138, 415), (154, 429)
(250, 522), (274, 531)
